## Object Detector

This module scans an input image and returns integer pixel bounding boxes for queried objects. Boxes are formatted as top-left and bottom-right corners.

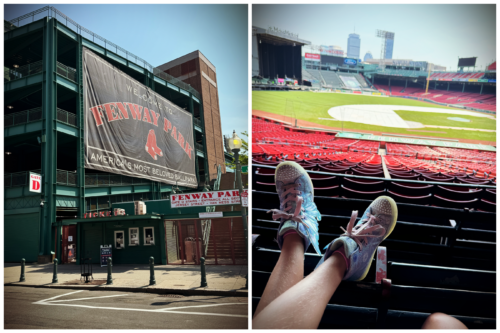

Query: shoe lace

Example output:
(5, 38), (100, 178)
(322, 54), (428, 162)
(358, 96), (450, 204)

(340, 211), (386, 251)
(267, 183), (308, 229)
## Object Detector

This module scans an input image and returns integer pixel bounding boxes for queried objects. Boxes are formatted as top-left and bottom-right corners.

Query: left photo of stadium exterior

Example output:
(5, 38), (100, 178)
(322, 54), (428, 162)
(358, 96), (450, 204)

(4, 5), (248, 329)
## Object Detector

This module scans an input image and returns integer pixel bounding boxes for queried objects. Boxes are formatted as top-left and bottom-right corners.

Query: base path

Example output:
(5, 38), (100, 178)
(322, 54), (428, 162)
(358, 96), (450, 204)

(253, 109), (496, 146)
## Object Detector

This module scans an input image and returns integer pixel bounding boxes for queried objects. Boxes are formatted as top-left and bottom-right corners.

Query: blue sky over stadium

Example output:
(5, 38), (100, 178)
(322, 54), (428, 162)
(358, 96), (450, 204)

(253, 4), (495, 71)
(5, 4), (248, 138)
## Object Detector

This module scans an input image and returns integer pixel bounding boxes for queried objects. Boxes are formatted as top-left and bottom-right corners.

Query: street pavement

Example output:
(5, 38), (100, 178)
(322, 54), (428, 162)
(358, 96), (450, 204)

(4, 263), (247, 294)
(4, 286), (248, 329)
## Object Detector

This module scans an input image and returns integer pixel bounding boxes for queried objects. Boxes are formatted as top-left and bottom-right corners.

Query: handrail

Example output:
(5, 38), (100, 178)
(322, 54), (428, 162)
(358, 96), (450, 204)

(56, 108), (77, 126)
(4, 169), (41, 188)
(4, 60), (43, 81)
(7, 6), (201, 100)
(252, 163), (496, 189)
(5, 107), (43, 127)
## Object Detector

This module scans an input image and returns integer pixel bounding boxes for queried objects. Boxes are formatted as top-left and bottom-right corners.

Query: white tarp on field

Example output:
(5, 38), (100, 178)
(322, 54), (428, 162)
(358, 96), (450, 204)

(327, 105), (495, 129)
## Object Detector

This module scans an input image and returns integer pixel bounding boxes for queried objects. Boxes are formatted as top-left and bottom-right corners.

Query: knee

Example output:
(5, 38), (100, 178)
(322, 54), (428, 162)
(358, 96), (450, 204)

(422, 312), (467, 329)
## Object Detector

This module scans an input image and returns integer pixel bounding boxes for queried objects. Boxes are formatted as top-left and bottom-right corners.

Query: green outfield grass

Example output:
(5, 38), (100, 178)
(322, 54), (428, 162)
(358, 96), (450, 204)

(253, 91), (496, 142)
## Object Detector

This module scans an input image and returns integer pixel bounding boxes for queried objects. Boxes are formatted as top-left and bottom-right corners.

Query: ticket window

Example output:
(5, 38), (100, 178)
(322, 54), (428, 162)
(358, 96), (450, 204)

(144, 227), (155, 245)
(114, 230), (125, 249)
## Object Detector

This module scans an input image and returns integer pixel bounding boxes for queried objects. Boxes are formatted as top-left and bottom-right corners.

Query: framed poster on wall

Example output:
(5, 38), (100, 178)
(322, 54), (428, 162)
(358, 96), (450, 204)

(129, 228), (139, 246)
(144, 227), (154, 245)
(114, 230), (125, 249)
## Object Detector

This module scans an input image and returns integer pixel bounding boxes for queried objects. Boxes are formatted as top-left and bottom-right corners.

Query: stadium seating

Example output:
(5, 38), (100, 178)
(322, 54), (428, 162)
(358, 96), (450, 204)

(252, 188), (496, 329)
(251, 112), (496, 328)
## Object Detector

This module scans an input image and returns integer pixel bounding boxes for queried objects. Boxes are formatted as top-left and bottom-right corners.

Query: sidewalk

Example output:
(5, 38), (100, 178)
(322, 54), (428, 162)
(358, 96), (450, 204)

(4, 263), (247, 297)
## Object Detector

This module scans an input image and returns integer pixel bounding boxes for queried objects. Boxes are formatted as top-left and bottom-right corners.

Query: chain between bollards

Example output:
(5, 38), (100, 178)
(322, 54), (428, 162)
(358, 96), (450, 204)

(19, 258), (25, 282)
(149, 257), (156, 286)
(52, 259), (58, 283)
(200, 257), (207, 287)
(106, 257), (113, 285)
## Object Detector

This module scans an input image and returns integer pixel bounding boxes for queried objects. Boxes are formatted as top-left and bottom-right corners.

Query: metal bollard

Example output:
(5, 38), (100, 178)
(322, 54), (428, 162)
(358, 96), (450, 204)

(106, 257), (113, 285)
(20, 258), (25, 282)
(52, 259), (58, 283)
(149, 257), (156, 286)
(200, 257), (207, 287)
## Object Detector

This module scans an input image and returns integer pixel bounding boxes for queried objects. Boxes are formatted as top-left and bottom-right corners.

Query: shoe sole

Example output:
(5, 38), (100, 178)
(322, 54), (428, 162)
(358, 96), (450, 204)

(356, 195), (398, 281)
(275, 161), (314, 197)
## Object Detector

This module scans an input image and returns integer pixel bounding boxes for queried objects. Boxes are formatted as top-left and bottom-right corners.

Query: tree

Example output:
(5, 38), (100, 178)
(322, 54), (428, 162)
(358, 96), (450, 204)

(225, 131), (248, 172)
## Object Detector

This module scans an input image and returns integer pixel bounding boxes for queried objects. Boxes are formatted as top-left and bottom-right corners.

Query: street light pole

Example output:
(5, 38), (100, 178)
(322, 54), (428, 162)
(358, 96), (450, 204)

(233, 148), (248, 289)
(225, 130), (248, 289)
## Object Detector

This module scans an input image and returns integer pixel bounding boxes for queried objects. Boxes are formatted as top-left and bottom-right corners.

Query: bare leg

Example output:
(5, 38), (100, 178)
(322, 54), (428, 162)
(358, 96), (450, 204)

(253, 252), (347, 329)
(422, 312), (468, 329)
(253, 233), (304, 318)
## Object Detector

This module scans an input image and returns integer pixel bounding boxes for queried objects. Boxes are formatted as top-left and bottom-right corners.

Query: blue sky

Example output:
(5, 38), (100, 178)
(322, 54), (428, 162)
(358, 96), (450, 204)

(253, 4), (496, 71)
(5, 4), (248, 137)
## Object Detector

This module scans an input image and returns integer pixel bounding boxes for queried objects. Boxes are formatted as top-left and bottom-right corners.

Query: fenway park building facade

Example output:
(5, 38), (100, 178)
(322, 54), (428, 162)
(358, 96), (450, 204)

(4, 8), (235, 265)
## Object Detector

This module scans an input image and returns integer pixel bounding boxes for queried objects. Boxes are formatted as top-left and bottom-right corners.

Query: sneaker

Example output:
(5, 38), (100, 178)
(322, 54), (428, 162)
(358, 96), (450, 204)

(267, 161), (322, 255)
(315, 196), (398, 281)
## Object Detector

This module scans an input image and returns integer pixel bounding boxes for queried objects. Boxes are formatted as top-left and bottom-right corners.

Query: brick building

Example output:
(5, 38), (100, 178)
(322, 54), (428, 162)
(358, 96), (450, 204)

(158, 51), (226, 182)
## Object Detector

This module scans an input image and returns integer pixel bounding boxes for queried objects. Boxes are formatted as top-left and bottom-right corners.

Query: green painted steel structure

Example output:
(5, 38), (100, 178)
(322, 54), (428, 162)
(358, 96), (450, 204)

(4, 13), (211, 264)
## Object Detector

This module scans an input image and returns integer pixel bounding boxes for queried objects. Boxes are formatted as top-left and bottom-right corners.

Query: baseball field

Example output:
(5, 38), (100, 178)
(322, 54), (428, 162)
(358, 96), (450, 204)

(252, 91), (496, 143)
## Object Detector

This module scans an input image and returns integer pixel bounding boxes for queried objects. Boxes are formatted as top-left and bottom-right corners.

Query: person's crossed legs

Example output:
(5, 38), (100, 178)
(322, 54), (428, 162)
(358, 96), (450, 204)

(253, 162), (399, 329)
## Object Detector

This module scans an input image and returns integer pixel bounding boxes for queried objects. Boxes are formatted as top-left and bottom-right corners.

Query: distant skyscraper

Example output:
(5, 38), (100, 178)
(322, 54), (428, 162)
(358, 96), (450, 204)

(384, 39), (394, 59)
(364, 51), (373, 62)
(347, 33), (360, 59)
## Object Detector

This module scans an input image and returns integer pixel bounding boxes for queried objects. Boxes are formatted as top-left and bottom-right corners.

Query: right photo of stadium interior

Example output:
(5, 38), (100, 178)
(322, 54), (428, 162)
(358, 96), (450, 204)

(250, 4), (496, 330)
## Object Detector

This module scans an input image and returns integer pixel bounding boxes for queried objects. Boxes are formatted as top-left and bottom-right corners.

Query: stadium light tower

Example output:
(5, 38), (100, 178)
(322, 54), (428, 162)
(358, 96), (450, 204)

(376, 30), (395, 70)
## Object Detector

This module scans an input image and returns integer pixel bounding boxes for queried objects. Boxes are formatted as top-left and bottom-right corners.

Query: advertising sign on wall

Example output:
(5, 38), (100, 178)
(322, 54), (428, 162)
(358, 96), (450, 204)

(29, 172), (42, 193)
(305, 53), (321, 62)
(319, 45), (344, 56)
(83, 47), (197, 188)
(344, 58), (357, 66)
(170, 189), (249, 208)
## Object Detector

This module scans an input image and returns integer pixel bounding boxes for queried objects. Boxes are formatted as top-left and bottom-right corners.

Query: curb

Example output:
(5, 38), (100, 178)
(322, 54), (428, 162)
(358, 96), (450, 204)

(4, 283), (248, 297)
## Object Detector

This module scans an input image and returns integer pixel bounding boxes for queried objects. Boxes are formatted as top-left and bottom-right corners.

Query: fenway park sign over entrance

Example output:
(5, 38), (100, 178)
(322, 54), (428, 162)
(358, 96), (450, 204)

(170, 189), (248, 208)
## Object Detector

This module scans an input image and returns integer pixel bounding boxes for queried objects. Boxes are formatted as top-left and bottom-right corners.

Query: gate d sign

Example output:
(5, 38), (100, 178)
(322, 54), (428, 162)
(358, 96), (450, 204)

(29, 172), (42, 193)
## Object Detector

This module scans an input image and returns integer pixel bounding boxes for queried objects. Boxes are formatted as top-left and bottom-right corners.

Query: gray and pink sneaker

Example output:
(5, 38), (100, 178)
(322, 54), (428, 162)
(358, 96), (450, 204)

(315, 196), (398, 281)
(267, 161), (322, 255)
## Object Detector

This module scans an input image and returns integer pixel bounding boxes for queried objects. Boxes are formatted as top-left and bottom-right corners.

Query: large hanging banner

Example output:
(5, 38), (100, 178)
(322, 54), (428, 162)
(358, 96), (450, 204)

(83, 47), (197, 188)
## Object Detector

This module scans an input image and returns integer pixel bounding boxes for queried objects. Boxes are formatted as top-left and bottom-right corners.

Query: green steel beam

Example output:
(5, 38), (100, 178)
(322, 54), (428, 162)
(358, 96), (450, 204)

(40, 17), (58, 258)
(4, 73), (44, 92)
(4, 121), (43, 138)
(77, 34), (86, 219)
(159, 219), (167, 265)
(4, 19), (45, 41)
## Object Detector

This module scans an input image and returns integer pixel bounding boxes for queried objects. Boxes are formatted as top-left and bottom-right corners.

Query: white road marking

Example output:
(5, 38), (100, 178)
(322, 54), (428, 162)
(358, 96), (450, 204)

(33, 290), (84, 304)
(156, 302), (245, 311)
(33, 292), (247, 318)
(47, 294), (129, 303)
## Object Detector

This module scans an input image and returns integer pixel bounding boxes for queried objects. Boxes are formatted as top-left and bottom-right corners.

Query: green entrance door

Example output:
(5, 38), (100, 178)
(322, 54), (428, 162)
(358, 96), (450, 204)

(82, 223), (102, 264)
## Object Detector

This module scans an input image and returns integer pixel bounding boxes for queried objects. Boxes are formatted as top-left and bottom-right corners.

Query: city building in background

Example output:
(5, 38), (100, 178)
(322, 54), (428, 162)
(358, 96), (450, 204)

(347, 33), (360, 59)
(364, 51), (373, 62)
(385, 38), (394, 59)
